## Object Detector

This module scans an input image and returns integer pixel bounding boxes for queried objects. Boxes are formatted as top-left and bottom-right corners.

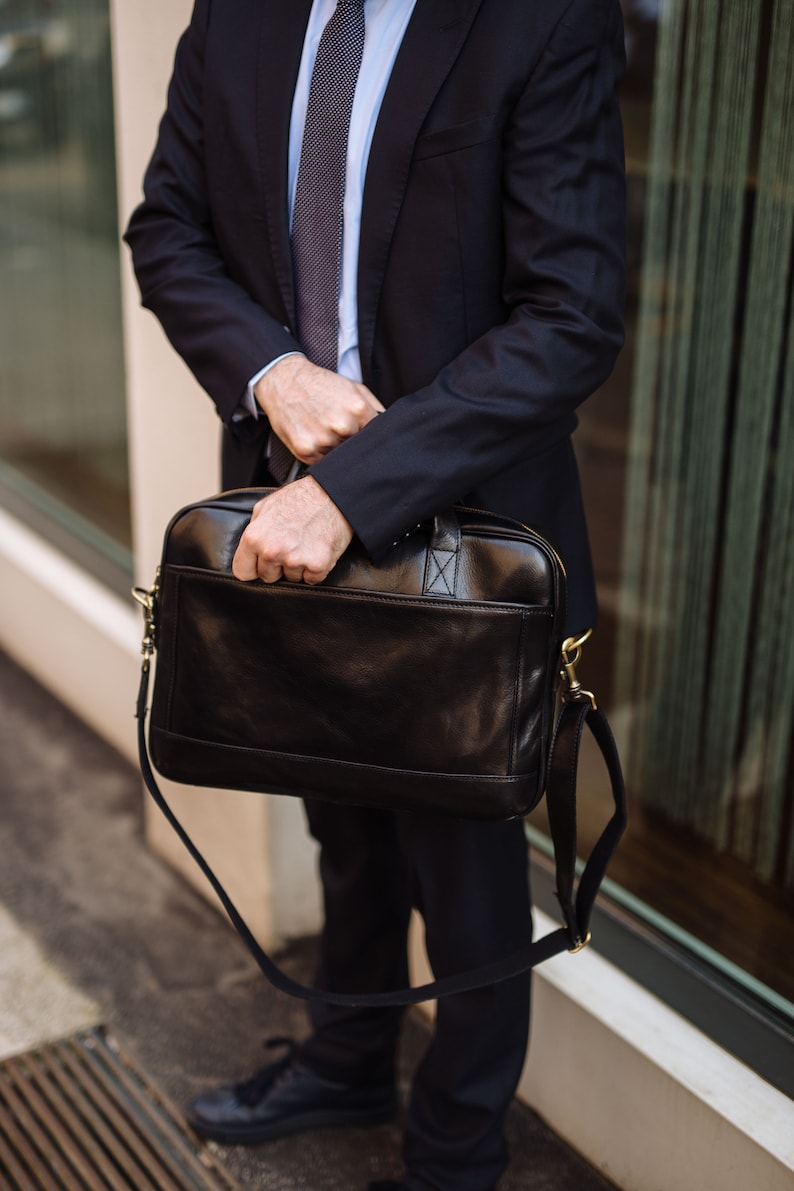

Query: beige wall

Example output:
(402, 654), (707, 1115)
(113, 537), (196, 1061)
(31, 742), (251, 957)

(110, 0), (218, 584)
(108, 0), (322, 944)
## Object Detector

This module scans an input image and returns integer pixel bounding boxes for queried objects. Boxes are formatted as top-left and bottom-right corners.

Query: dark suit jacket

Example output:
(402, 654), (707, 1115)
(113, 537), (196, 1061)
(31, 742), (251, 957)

(125, 0), (627, 632)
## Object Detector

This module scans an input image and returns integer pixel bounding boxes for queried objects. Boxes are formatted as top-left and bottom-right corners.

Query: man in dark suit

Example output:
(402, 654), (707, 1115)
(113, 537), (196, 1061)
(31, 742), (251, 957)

(125, 2), (626, 1188)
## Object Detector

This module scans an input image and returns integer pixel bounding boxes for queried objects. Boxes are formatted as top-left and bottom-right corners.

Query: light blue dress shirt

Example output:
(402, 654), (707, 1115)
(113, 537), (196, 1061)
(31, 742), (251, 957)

(244, 0), (417, 415)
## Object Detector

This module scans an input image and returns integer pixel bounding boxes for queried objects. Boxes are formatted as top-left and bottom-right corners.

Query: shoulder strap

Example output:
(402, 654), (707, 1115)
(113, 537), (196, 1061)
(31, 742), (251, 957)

(135, 664), (626, 1005)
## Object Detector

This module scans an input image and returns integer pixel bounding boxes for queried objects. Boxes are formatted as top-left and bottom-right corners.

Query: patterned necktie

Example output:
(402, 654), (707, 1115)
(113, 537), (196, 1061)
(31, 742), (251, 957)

(269, 0), (367, 483)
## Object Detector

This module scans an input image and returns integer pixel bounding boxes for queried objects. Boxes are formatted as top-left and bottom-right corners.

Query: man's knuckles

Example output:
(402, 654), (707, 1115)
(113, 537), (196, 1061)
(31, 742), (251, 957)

(326, 417), (357, 440)
(231, 547), (259, 581)
(290, 545), (333, 574)
(244, 532), (332, 574)
(291, 428), (338, 457)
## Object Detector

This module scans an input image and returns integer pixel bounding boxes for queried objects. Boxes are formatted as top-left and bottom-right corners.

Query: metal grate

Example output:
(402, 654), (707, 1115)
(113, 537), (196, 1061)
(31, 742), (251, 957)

(0, 1028), (243, 1191)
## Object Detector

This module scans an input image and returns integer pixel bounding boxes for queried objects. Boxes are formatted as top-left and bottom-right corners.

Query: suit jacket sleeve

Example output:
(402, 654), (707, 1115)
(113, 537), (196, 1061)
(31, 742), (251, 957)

(123, 0), (299, 427)
(310, 0), (627, 555)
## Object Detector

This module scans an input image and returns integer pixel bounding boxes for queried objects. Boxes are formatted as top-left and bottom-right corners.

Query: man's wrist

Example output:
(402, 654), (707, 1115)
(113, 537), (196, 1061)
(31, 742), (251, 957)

(306, 469), (356, 541)
(253, 352), (307, 417)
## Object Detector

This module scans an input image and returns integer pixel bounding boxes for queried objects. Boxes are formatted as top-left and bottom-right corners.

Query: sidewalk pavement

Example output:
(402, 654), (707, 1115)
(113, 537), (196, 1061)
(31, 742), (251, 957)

(0, 648), (615, 1190)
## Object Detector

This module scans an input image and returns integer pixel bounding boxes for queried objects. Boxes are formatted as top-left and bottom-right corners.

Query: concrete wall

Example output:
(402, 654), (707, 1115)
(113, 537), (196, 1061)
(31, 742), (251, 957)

(113, 0), (322, 945)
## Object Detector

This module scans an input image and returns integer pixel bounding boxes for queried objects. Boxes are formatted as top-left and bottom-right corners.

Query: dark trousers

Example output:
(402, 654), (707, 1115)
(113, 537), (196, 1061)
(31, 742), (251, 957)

(299, 800), (533, 1191)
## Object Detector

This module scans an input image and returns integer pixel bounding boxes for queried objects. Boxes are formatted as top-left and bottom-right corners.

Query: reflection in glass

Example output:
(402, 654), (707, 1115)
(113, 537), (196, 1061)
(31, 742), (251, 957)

(0, 0), (129, 570)
(535, 0), (794, 1015)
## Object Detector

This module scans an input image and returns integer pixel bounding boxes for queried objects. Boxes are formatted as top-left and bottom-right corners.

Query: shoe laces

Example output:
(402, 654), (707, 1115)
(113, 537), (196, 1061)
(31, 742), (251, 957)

(235, 1036), (298, 1107)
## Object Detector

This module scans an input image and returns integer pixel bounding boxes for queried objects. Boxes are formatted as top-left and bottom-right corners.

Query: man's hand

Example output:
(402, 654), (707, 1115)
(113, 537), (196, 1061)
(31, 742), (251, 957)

(255, 354), (384, 465)
(232, 476), (354, 585)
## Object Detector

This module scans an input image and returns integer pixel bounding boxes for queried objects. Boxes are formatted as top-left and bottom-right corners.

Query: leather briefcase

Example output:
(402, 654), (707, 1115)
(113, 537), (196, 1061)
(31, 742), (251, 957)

(134, 488), (626, 1005)
(144, 489), (565, 819)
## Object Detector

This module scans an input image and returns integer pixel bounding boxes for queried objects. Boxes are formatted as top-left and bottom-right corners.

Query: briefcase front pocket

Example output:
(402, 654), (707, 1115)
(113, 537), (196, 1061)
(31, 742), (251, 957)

(150, 566), (557, 820)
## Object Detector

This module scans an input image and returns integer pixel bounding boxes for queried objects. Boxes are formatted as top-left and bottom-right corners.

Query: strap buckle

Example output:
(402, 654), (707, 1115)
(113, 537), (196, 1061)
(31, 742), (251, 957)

(567, 931), (592, 954)
(560, 629), (597, 709)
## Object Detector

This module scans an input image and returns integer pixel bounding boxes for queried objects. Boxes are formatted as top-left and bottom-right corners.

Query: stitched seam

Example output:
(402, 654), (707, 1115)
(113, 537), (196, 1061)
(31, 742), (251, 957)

(563, 712), (588, 869)
(429, 548), (455, 595)
(508, 611), (528, 776)
(540, 631), (562, 781)
(152, 726), (540, 783)
(525, 0), (578, 89)
(164, 571), (181, 733)
(165, 566), (555, 616)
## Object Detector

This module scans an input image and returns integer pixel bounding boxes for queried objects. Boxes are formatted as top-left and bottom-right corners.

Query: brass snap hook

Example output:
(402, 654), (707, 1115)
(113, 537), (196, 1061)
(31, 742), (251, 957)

(132, 570), (161, 668)
(132, 586), (154, 614)
(560, 628), (597, 709)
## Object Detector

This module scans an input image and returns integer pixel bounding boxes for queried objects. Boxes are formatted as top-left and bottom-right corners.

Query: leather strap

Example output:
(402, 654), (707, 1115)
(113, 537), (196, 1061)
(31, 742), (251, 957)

(135, 664), (627, 1006)
(423, 512), (462, 597)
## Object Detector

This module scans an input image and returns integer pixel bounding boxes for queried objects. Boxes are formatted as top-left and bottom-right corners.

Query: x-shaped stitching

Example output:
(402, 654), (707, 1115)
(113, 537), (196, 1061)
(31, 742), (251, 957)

(428, 548), (456, 596)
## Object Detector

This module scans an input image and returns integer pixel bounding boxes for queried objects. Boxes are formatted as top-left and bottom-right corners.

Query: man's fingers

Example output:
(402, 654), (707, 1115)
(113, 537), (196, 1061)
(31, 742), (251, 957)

(302, 564), (331, 586)
(259, 359), (385, 460)
(231, 540), (259, 581)
(294, 391), (383, 451)
(233, 517), (285, 583)
(230, 479), (353, 591)
(326, 414), (362, 441)
(232, 534), (300, 584)
(281, 564), (305, 583)
(233, 532), (333, 585)
(257, 559), (285, 584)
(361, 388), (386, 415)
(290, 432), (341, 464)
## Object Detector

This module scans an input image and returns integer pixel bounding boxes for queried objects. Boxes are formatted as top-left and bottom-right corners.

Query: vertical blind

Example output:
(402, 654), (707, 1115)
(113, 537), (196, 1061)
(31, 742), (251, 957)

(616, 0), (794, 888)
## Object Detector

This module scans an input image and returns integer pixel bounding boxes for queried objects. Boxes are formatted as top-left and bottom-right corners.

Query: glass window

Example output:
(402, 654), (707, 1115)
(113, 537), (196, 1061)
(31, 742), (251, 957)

(532, 0), (794, 1035)
(0, 0), (130, 587)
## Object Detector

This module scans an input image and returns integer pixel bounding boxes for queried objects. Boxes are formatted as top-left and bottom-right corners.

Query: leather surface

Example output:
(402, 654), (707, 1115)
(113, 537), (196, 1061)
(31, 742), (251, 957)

(150, 490), (565, 820)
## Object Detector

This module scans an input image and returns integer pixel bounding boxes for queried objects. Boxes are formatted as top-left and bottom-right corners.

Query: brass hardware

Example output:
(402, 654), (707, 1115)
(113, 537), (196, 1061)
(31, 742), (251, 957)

(131, 587), (153, 612)
(132, 569), (160, 671)
(568, 931), (592, 954)
(560, 628), (597, 709)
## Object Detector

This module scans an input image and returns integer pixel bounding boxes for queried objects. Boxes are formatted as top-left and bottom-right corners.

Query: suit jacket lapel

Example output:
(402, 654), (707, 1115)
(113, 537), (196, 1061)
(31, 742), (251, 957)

(256, 0), (313, 329)
(357, 0), (486, 375)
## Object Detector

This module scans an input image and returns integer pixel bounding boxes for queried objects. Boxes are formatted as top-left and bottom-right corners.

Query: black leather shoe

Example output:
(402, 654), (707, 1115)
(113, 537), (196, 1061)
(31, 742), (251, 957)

(186, 1044), (397, 1145)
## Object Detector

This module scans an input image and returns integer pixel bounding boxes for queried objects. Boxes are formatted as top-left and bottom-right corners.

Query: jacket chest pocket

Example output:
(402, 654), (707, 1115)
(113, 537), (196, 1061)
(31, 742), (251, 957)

(413, 114), (501, 161)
